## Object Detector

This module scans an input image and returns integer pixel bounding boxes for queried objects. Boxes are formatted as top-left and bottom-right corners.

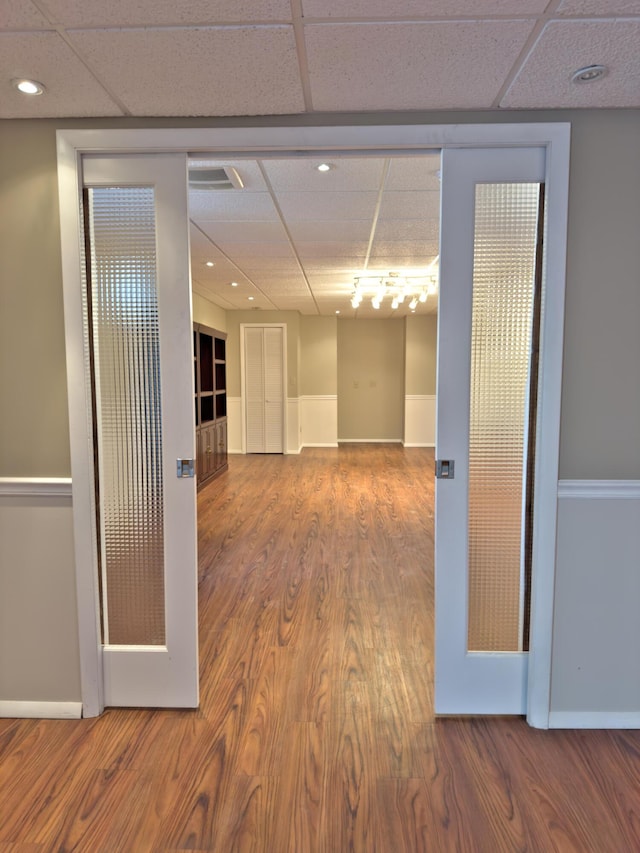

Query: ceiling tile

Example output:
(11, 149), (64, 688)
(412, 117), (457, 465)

(67, 26), (305, 116)
(374, 219), (440, 242)
(278, 190), (378, 221)
(302, 0), (549, 18)
(385, 156), (441, 191)
(286, 220), (372, 242)
(369, 240), (438, 260)
(305, 21), (535, 110)
(501, 20), (640, 108)
(262, 157), (385, 191)
(193, 221), (289, 244)
(190, 192), (277, 221)
(41, 0), (292, 26)
(0, 31), (123, 117)
(192, 282), (239, 309)
(1, 0), (50, 29)
(366, 254), (438, 269)
(303, 257), (369, 272)
(214, 246), (297, 264)
(233, 257), (302, 273)
(378, 191), (440, 220)
(295, 241), (368, 259)
(557, 0), (640, 13)
(252, 273), (309, 286)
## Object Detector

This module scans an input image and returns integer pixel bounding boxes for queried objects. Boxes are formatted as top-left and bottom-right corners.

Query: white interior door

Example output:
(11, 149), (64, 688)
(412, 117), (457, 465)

(82, 154), (198, 708)
(435, 146), (545, 715)
(243, 324), (284, 453)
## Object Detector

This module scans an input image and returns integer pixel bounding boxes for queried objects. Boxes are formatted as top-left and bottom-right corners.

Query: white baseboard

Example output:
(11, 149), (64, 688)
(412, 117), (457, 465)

(301, 443), (339, 448)
(0, 700), (82, 719)
(549, 711), (640, 729)
(338, 439), (403, 444)
(403, 442), (436, 448)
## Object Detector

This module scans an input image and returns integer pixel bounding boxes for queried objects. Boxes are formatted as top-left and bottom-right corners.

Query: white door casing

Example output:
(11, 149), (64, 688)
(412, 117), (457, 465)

(80, 154), (198, 709)
(57, 124), (569, 724)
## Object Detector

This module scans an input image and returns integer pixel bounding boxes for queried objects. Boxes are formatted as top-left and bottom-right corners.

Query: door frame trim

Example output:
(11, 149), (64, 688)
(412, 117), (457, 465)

(57, 123), (570, 724)
(240, 323), (288, 454)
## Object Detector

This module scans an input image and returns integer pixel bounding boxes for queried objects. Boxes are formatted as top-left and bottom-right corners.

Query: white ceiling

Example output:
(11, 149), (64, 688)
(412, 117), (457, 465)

(2, 0), (640, 118)
(189, 154), (441, 318)
(3, 0), (637, 317)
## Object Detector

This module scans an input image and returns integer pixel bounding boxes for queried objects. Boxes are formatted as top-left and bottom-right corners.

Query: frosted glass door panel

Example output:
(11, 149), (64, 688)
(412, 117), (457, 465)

(468, 183), (541, 652)
(435, 146), (545, 715)
(82, 154), (197, 709)
(87, 186), (165, 646)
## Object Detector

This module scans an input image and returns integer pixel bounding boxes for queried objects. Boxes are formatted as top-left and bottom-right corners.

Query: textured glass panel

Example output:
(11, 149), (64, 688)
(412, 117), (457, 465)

(88, 186), (165, 645)
(468, 183), (540, 652)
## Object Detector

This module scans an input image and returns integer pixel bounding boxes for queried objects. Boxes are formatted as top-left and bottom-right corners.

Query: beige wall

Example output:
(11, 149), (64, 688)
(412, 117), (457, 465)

(337, 318), (405, 441)
(224, 310), (300, 398)
(192, 292), (227, 332)
(2, 110), (640, 713)
(557, 110), (640, 479)
(300, 315), (338, 396)
(2, 110), (640, 476)
(405, 315), (438, 396)
(0, 122), (70, 476)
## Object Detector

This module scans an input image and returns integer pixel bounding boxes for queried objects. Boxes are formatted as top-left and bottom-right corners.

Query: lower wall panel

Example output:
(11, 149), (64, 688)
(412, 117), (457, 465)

(300, 395), (338, 449)
(287, 398), (301, 454)
(550, 480), (640, 727)
(227, 397), (242, 454)
(0, 479), (81, 709)
(404, 395), (436, 447)
(231, 395), (432, 452)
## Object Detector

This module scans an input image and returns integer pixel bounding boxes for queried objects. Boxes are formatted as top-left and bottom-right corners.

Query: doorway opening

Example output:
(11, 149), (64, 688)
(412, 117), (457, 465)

(58, 123), (569, 724)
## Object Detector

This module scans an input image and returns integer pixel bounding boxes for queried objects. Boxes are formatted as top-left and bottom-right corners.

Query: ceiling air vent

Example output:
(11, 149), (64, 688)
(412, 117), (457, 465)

(188, 166), (244, 190)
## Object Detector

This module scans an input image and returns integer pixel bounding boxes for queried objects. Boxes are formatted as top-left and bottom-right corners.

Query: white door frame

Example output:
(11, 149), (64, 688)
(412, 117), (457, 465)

(57, 123), (570, 725)
(240, 323), (288, 454)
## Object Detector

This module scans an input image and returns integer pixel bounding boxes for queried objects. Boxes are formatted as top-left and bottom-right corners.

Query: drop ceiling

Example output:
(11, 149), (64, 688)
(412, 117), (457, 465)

(2, 1), (639, 118)
(189, 153), (441, 318)
(3, 1), (638, 317)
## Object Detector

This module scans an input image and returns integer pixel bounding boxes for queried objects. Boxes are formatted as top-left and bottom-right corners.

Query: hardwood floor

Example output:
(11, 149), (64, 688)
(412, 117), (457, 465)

(1, 446), (639, 851)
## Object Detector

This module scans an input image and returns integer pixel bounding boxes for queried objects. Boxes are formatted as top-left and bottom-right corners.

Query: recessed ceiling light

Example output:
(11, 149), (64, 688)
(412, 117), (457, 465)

(230, 281), (238, 287)
(12, 78), (45, 96)
(317, 163), (333, 172)
(248, 296), (254, 301)
(571, 65), (607, 84)
(205, 261), (214, 267)
(335, 310), (340, 314)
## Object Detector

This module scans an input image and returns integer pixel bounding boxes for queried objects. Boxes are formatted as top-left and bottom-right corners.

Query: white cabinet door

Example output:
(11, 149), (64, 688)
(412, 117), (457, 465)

(83, 155), (198, 708)
(435, 147), (545, 715)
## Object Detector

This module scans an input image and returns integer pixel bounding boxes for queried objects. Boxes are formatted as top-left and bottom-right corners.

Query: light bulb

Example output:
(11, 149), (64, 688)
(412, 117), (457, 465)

(13, 78), (45, 95)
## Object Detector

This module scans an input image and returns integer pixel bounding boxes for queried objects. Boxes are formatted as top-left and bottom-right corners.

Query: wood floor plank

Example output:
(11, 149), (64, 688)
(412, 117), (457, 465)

(271, 722), (328, 853)
(2, 448), (639, 851)
(377, 777), (432, 853)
